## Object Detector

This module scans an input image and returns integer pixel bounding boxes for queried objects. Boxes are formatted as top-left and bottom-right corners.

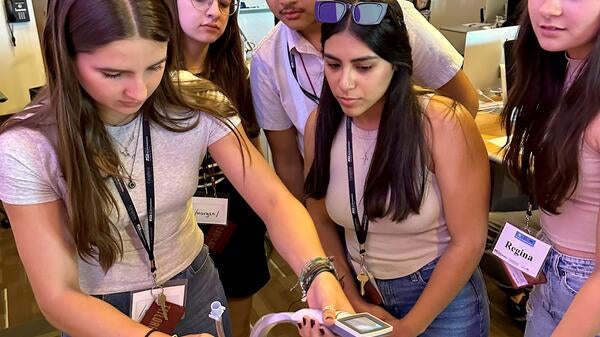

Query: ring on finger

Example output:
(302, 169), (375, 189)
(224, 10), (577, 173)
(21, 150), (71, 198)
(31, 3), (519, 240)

(323, 305), (336, 312)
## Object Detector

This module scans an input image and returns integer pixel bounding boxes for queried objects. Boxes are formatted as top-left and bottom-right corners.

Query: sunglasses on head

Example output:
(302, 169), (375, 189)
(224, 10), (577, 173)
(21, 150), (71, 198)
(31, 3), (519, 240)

(314, 0), (388, 25)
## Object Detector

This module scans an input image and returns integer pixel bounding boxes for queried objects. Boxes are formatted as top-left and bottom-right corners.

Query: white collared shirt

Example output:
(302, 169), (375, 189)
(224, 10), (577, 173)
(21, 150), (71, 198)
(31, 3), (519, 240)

(250, 0), (462, 153)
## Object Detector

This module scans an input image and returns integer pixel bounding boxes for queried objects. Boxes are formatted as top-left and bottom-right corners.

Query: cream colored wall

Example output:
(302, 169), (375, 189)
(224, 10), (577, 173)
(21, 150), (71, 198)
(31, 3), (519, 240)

(0, 0), (46, 115)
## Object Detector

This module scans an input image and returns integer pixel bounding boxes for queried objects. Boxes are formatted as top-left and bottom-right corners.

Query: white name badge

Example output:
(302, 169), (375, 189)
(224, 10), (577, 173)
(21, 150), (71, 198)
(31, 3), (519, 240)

(492, 222), (551, 277)
(192, 196), (228, 225)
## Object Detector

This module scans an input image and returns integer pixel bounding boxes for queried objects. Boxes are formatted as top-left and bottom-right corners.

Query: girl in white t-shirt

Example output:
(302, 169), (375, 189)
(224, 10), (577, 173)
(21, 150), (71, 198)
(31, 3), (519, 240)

(0, 1), (352, 336)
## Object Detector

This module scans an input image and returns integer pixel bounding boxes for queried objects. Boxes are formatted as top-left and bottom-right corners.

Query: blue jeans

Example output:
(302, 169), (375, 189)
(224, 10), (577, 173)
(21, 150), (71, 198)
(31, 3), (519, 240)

(62, 245), (231, 336)
(375, 259), (490, 337)
(524, 247), (596, 337)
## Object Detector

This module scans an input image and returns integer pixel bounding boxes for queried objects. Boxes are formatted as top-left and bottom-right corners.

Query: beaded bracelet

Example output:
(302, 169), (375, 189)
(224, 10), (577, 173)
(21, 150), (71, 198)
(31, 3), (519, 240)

(144, 329), (157, 337)
(291, 256), (338, 301)
(143, 329), (178, 337)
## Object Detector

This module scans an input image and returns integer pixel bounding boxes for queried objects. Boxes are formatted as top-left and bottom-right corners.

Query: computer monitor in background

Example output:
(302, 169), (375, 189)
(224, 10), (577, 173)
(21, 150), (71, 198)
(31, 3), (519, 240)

(463, 25), (519, 93)
(428, 0), (507, 29)
(484, 0), (506, 23)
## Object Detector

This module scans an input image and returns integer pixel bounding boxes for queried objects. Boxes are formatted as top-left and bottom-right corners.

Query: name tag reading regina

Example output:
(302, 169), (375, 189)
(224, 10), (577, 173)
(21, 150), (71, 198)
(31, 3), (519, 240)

(492, 222), (551, 279)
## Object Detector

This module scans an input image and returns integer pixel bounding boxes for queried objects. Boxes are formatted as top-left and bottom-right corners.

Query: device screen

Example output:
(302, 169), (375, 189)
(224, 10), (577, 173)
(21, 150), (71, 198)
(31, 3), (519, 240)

(343, 316), (384, 333)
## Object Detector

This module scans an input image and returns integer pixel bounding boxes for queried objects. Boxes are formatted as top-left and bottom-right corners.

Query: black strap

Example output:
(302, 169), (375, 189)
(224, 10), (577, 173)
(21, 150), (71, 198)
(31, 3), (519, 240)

(287, 44), (320, 104)
(346, 118), (369, 252)
(112, 114), (157, 274)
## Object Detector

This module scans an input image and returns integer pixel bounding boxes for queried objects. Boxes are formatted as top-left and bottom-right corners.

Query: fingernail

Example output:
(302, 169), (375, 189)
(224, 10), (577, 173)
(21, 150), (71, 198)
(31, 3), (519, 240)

(297, 323), (302, 329)
(320, 328), (325, 335)
(310, 319), (315, 328)
(303, 317), (306, 325)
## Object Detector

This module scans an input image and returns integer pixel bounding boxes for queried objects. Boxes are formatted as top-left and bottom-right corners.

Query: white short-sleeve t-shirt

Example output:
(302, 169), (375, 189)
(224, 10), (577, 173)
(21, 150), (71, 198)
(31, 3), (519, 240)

(0, 107), (240, 294)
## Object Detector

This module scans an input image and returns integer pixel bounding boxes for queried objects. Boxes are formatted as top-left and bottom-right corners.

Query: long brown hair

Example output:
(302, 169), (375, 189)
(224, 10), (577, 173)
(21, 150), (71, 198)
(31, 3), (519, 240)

(502, 7), (600, 214)
(171, 2), (259, 137)
(1, 0), (240, 271)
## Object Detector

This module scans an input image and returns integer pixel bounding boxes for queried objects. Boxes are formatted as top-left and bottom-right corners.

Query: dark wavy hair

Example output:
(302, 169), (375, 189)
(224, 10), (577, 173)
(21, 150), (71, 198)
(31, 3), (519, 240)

(305, 0), (428, 221)
(1, 0), (239, 271)
(171, 3), (259, 137)
(502, 6), (600, 214)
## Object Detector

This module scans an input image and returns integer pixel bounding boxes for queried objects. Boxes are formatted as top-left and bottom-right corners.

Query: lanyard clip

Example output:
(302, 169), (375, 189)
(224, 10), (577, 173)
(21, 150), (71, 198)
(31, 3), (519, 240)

(524, 202), (534, 235)
(359, 244), (366, 265)
(150, 259), (159, 287)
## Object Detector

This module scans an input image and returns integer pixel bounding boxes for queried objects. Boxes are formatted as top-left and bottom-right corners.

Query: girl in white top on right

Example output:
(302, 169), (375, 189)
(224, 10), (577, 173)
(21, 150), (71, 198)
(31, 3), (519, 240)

(303, 0), (490, 336)
(501, 0), (600, 336)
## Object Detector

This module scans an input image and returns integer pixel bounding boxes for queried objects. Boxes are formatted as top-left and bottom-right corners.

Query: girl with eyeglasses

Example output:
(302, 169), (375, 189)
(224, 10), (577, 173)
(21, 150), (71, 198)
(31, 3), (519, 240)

(501, 1), (600, 336)
(302, 0), (490, 336)
(171, 2), (269, 337)
(0, 1), (352, 336)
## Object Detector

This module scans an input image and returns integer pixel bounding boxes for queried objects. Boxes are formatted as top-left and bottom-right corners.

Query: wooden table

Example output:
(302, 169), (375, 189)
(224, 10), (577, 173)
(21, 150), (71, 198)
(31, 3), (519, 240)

(475, 112), (506, 163)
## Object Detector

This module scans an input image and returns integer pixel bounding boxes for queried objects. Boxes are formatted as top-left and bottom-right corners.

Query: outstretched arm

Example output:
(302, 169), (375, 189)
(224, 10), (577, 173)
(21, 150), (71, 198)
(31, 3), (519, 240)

(209, 124), (353, 318)
(400, 1), (478, 116)
(436, 70), (479, 117)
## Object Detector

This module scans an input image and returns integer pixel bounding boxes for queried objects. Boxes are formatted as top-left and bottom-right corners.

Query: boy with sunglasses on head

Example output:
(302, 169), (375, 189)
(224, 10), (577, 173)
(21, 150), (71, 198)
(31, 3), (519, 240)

(250, 0), (479, 201)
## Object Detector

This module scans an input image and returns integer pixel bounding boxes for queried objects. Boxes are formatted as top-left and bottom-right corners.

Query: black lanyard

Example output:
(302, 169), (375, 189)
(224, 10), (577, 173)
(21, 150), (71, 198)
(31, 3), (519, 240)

(287, 44), (320, 104)
(346, 117), (369, 253)
(112, 114), (157, 275)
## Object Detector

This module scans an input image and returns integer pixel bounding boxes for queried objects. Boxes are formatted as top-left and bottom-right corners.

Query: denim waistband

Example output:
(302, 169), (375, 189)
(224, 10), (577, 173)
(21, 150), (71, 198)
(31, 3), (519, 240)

(93, 245), (209, 299)
(545, 247), (595, 277)
(171, 244), (210, 280)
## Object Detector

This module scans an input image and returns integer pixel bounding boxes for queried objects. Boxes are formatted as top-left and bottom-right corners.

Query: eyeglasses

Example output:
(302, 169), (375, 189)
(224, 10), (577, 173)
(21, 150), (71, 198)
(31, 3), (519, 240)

(191, 0), (239, 16)
(314, 1), (388, 25)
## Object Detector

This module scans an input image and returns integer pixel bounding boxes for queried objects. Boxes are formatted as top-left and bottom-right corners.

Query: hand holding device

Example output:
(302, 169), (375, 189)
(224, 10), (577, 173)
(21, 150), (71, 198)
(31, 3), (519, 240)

(332, 311), (393, 337)
(304, 270), (354, 323)
(349, 297), (394, 323)
(250, 308), (392, 337)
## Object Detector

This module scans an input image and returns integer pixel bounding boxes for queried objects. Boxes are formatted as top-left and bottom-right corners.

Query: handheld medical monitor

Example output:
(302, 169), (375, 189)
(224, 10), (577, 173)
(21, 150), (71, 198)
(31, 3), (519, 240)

(332, 312), (393, 337)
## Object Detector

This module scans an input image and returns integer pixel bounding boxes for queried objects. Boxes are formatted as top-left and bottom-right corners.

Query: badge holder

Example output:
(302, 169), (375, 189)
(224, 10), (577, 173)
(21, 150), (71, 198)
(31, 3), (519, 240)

(193, 169), (230, 225)
(491, 203), (550, 289)
(133, 279), (187, 334)
(193, 169), (233, 253)
(500, 259), (547, 289)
